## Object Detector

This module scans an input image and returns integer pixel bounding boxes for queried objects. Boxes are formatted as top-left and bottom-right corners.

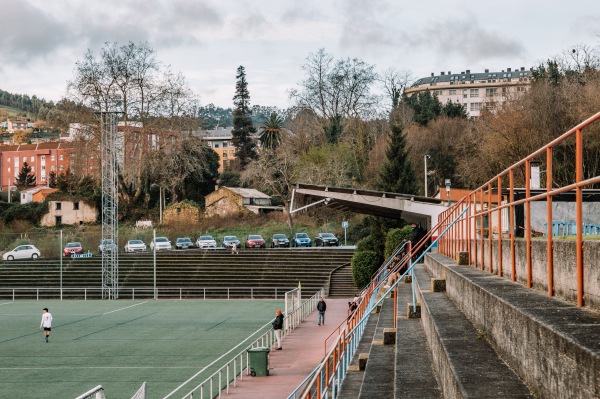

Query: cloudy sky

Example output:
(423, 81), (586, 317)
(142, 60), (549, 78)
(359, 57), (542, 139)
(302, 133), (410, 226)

(1, 0), (598, 109)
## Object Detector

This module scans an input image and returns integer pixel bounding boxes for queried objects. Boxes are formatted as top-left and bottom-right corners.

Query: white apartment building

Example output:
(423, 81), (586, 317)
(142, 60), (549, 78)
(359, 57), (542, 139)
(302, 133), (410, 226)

(405, 67), (533, 118)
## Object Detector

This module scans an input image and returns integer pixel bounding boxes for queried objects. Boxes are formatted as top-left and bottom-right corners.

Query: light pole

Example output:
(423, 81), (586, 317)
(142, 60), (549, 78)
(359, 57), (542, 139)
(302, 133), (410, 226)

(424, 155), (431, 197)
(445, 179), (451, 206)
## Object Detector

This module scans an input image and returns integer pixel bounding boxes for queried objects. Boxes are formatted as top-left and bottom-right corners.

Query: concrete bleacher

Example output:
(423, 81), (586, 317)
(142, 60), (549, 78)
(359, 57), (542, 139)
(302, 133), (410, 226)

(338, 251), (600, 399)
(0, 248), (356, 300)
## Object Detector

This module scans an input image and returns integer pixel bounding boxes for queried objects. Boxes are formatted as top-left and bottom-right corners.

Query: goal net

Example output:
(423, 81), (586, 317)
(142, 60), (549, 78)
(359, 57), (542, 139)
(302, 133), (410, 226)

(284, 287), (301, 330)
(74, 385), (106, 399)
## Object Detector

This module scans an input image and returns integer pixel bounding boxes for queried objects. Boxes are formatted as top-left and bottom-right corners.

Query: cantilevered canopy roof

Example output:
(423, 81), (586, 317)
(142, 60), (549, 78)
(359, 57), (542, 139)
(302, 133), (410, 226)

(291, 183), (448, 230)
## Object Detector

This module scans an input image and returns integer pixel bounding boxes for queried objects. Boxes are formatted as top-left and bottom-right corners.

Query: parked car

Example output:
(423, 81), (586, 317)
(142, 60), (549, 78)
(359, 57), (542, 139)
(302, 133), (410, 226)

(150, 237), (172, 252)
(3, 244), (41, 260)
(124, 239), (147, 253)
(292, 233), (312, 247)
(63, 242), (84, 257)
(270, 234), (290, 248)
(196, 235), (217, 249)
(175, 237), (194, 250)
(98, 239), (117, 254)
(245, 234), (266, 248)
(314, 232), (340, 246)
(221, 236), (241, 249)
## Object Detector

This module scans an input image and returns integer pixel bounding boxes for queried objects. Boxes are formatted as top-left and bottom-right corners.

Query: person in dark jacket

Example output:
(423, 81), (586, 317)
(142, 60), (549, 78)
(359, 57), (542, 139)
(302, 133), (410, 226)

(317, 297), (327, 325)
(272, 309), (284, 350)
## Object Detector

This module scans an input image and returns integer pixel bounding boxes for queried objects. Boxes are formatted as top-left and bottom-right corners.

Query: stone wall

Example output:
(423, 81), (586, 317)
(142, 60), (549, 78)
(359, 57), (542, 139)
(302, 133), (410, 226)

(471, 238), (600, 309)
(163, 202), (200, 225)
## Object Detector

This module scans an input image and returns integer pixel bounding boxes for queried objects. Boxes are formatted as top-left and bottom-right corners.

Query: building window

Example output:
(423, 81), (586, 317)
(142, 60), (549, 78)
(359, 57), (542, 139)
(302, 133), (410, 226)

(486, 88), (498, 97)
(41, 175), (46, 181)
(230, 150), (235, 156)
(22, 157), (26, 162)
(214, 144), (219, 148)
(30, 156), (34, 162)
(517, 86), (526, 92)
(469, 89), (479, 98)
(59, 165), (64, 171)
(41, 155), (45, 162)
(41, 165), (45, 171)
(222, 152), (228, 158)
(51, 155), (55, 161)
(223, 141), (229, 147)
(470, 102), (481, 111)
(449, 89), (457, 95)
(59, 155), (64, 161)
(7, 167), (10, 173)
(462, 89), (467, 98)
(55, 216), (62, 226)
(6, 157), (10, 163)
(73, 202), (79, 210)
(31, 167), (35, 173)
(51, 165), (56, 172)
(56, 202), (62, 210)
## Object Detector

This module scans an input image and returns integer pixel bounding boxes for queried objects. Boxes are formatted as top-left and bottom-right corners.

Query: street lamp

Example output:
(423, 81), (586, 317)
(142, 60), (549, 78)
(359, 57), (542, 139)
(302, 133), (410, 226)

(424, 155), (431, 197)
(445, 179), (451, 206)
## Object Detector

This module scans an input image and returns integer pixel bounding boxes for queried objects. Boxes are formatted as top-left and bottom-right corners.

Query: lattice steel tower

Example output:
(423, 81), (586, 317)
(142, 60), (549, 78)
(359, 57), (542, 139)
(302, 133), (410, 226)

(98, 96), (121, 299)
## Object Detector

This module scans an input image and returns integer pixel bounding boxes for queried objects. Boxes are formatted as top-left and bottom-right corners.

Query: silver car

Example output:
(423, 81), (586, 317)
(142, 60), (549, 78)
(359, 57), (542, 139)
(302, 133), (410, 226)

(3, 244), (41, 260)
(124, 240), (147, 253)
(196, 235), (217, 249)
(150, 237), (172, 252)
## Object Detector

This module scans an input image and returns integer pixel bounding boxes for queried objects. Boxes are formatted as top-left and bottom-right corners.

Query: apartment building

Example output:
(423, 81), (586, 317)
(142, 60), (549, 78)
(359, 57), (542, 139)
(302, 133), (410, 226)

(0, 142), (73, 190)
(197, 127), (239, 173)
(405, 67), (533, 118)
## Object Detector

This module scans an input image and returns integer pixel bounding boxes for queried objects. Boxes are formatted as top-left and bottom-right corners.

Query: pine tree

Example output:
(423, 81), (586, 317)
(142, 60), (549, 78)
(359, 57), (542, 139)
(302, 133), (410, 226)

(232, 66), (257, 169)
(376, 113), (418, 195)
(15, 162), (36, 189)
(48, 171), (57, 188)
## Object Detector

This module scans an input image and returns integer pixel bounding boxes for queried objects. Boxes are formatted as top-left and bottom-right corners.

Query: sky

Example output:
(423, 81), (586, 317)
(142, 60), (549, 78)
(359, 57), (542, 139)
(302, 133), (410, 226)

(1, 0), (599, 109)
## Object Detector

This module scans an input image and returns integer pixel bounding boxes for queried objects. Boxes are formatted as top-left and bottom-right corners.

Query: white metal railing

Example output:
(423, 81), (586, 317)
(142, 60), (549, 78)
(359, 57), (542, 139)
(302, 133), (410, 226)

(165, 288), (325, 399)
(0, 287), (294, 301)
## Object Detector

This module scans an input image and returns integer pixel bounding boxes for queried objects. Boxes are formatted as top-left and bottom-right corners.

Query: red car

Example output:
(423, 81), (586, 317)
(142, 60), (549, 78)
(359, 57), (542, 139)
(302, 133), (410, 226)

(63, 242), (84, 257)
(245, 235), (266, 249)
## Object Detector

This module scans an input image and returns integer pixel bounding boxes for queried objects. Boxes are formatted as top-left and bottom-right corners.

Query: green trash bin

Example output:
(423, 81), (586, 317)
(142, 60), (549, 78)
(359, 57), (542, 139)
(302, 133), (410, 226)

(248, 347), (270, 376)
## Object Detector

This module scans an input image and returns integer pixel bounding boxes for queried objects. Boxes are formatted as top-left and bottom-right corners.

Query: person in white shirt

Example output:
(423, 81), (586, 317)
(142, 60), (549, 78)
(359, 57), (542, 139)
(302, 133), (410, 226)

(40, 308), (52, 342)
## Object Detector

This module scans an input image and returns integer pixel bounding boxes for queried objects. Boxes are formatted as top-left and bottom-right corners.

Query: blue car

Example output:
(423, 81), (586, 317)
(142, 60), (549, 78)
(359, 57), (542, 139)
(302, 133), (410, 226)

(293, 232), (312, 247)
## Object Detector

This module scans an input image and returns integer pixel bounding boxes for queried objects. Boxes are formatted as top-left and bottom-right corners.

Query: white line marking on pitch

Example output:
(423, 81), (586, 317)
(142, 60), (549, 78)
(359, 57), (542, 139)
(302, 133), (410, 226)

(0, 302), (14, 306)
(0, 366), (197, 370)
(103, 301), (148, 315)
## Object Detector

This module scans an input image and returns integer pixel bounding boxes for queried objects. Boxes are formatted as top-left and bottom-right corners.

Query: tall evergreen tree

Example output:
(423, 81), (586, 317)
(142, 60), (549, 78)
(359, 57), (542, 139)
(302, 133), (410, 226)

(376, 113), (418, 195)
(15, 162), (36, 189)
(232, 66), (257, 169)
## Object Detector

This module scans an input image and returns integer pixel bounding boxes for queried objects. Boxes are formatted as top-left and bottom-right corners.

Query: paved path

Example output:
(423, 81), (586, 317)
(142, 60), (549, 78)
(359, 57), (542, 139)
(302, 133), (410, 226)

(222, 298), (351, 398)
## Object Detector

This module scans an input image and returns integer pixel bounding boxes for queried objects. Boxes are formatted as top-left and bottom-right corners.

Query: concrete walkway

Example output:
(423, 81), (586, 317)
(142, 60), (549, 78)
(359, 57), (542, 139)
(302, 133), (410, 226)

(222, 298), (351, 398)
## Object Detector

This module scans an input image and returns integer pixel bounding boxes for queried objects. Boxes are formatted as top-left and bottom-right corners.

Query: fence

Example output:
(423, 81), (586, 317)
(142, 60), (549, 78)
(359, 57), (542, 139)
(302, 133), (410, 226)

(437, 111), (600, 307)
(0, 286), (296, 301)
(162, 287), (325, 399)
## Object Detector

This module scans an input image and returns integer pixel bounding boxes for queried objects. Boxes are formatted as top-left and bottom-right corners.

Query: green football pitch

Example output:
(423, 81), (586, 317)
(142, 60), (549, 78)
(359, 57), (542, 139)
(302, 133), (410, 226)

(0, 299), (283, 399)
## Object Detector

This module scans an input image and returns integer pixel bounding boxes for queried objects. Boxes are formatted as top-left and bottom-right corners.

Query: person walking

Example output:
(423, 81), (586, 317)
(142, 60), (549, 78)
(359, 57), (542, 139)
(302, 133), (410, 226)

(272, 309), (284, 350)
(231, 241), (238, 255)
(317, 297), (327, 325)
(40, 308), (52, 343)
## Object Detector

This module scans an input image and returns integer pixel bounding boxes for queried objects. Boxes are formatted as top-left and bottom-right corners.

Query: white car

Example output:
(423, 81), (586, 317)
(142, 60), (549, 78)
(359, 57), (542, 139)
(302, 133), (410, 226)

(98, 239), (117, 254)
(150, 237), (172, 252)
(3, 244), (41, 261)
(196, 235), (217, 249)
(124, 240), (147, 253)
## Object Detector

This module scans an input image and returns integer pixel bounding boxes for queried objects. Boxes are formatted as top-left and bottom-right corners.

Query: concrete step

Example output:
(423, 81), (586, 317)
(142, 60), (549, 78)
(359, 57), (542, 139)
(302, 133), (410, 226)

(358, 297), (396, 399)
(337, 306), (380, 399)
(413, 264), (534, 399)
(425, 252), (600, 399)
(394, 275), (441, 399)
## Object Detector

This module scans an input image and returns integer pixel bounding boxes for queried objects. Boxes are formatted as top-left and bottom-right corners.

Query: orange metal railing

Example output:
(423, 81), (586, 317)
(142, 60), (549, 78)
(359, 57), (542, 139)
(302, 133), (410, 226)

(438, 111), (600, 307)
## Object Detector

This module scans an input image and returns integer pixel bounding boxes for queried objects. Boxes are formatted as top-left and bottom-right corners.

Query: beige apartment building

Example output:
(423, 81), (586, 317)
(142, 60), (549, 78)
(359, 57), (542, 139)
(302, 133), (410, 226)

(405, 67), (533, 118)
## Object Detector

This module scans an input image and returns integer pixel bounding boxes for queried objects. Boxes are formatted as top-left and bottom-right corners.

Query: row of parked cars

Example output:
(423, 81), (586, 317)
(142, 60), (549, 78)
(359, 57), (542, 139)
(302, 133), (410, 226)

(1, 232), (341, 261)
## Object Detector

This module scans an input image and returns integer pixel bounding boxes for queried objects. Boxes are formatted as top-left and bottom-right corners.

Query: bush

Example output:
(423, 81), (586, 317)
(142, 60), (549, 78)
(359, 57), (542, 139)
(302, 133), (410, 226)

(384, 226), (414, 259)
(1, 202), (48, 225)
(351, 250), (383, 289)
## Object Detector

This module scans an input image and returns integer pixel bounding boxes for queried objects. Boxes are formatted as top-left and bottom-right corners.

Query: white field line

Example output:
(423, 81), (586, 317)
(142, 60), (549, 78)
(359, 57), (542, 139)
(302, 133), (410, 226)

(0, 302), (14, 306)
(0, 366), (198, 370)
(102, 301), (148, 315)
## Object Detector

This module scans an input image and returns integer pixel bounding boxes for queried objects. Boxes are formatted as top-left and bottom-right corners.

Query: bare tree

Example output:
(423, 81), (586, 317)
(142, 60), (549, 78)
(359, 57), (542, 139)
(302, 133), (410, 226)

(380, 67), (413, 109)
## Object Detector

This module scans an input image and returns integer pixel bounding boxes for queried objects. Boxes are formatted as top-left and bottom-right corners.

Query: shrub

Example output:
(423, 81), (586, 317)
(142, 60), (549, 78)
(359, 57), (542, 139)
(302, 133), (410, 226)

(1, 202), (48, 225)
(351, 250), (383, 289)
(384, 226), (414, 259)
